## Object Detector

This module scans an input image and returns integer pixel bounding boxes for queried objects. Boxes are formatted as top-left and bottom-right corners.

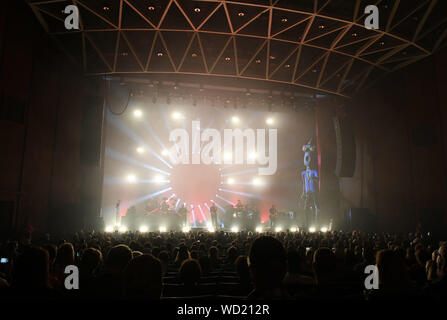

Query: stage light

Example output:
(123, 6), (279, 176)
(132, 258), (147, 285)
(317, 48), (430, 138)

(227, 177), (235, 184)
(266, 117), (274, 125)
(320, 227), (328, 233)
(136, 147), (145, 154)
(126, 174), (137, 183)
(249, 152), (257, 160)
(159, 226), (167, 233)
(119, 226), (127, 233)
(133, 109), (142, 118)
(231, 116), (240, 124)
(231, 226), (239, 233)
(252, 178), (262, 186)
(139, 226), (148, 233)
(275, 227), (282, 232)
(161, 149), (169, 156)
(105, 226), (114, 233)
(154, 175), (164, 183)
(223, 152), (232, 161)
(172, 112), (182, 120)
(255, 226), (263, 233)
(182, 226), (190, 233)
(290, 227), (298, 232)
(309, 227), (316, 233)
(208, 226), (215, 233)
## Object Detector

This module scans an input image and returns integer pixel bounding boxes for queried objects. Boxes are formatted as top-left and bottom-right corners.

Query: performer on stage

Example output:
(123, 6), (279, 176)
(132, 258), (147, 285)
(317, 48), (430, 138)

(160, 197), (169, 214)
(178, 204), (188, 228)
(210, 203), (218, 229)
(301, 139), (319, 227)
(115, 200), (121, 226)
(269, 204), (278, 228)
(235, 200), (244, 212)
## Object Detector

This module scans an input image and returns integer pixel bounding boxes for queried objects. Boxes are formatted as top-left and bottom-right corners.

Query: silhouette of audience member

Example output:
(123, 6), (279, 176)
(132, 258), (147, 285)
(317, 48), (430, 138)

(80, 248), (102, 278)
(91, 244), (132, 298)
(247, 236), (288, 299)
(226, 246), (238, 267)
(208, 246), (221, 270)
(123, 254), (162, 299)
(79, 248), (102, 295)
(179, 259), (202, 287)
(312, 248), (337, 286)
(198, 255), (211, 275)
(7, 246), (59, 298)
(158, 250), (170, 276)
(366, 249), (413, 300)
(235, 255), (252, 295)
(424, 243), (447, 301)
(42, 244), (58, 287)
(284, 249), (314, 288)
(53, 243), (74, 288)
(175, 245), (190, 268)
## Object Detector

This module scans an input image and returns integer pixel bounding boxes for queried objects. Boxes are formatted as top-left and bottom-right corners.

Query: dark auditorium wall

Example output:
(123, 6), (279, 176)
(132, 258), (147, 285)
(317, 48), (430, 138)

(0, 1), (104, 234)
(317, 46), (447, 233)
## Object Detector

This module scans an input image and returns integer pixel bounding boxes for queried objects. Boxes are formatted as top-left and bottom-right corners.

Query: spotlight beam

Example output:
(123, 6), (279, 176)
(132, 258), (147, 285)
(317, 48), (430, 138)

(221, 180), (255, 186)
(191, 208), (197, 227)
(121, 187), (172, 208)
(107, 113), (173, 169)
(142, 120), (169, 151)
(103, 175), (170, 185)
(219, 188), (262, 199)
(197, 205), (207, 223)
(106, 147), (170, 176)
(175, 198), (181, 210)
(210, 200), (226, 212)
(215, 194), (235, 206)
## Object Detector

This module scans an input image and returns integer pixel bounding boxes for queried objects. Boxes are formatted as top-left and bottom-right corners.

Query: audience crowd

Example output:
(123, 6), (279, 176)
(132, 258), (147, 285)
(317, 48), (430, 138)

(0, 229), (445, 300)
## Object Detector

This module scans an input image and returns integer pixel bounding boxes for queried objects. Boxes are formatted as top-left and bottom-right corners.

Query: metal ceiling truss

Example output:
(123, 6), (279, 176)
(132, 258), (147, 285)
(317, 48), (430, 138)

(28, 0), (447, 98)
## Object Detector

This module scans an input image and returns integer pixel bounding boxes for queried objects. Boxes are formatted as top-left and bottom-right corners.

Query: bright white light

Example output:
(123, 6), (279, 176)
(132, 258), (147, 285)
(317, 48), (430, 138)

(139, 225), (148, 233)
(309, 227), (316, 233)
(290, 227), (298, 232)
(159, 226), (167, 233)
(161, 149), (169, 156)
(255, 226), (263, 233)
(223, 152), (232, 161)
(208, 227), (215, 233)
(231, 226), (239, 233)
(252, 178), (262, 186)
(133, 109), (142, 118)
(320, 227), (328, 233)
(154, 175), (164, 183)
(119, 226), (127, 233)
(182, 226), (190, 233)
(136, 147), (145, 154)
(231, 116), (240, 124)
(249, 152), (257, 160)
(275, 226), (282, 232)
(126, 174), (137, 183)
(172, 112), (182, 120)
(105, 226), (114, 233)
(227, 177), (235, 184)
(266, 118), (274, 125)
